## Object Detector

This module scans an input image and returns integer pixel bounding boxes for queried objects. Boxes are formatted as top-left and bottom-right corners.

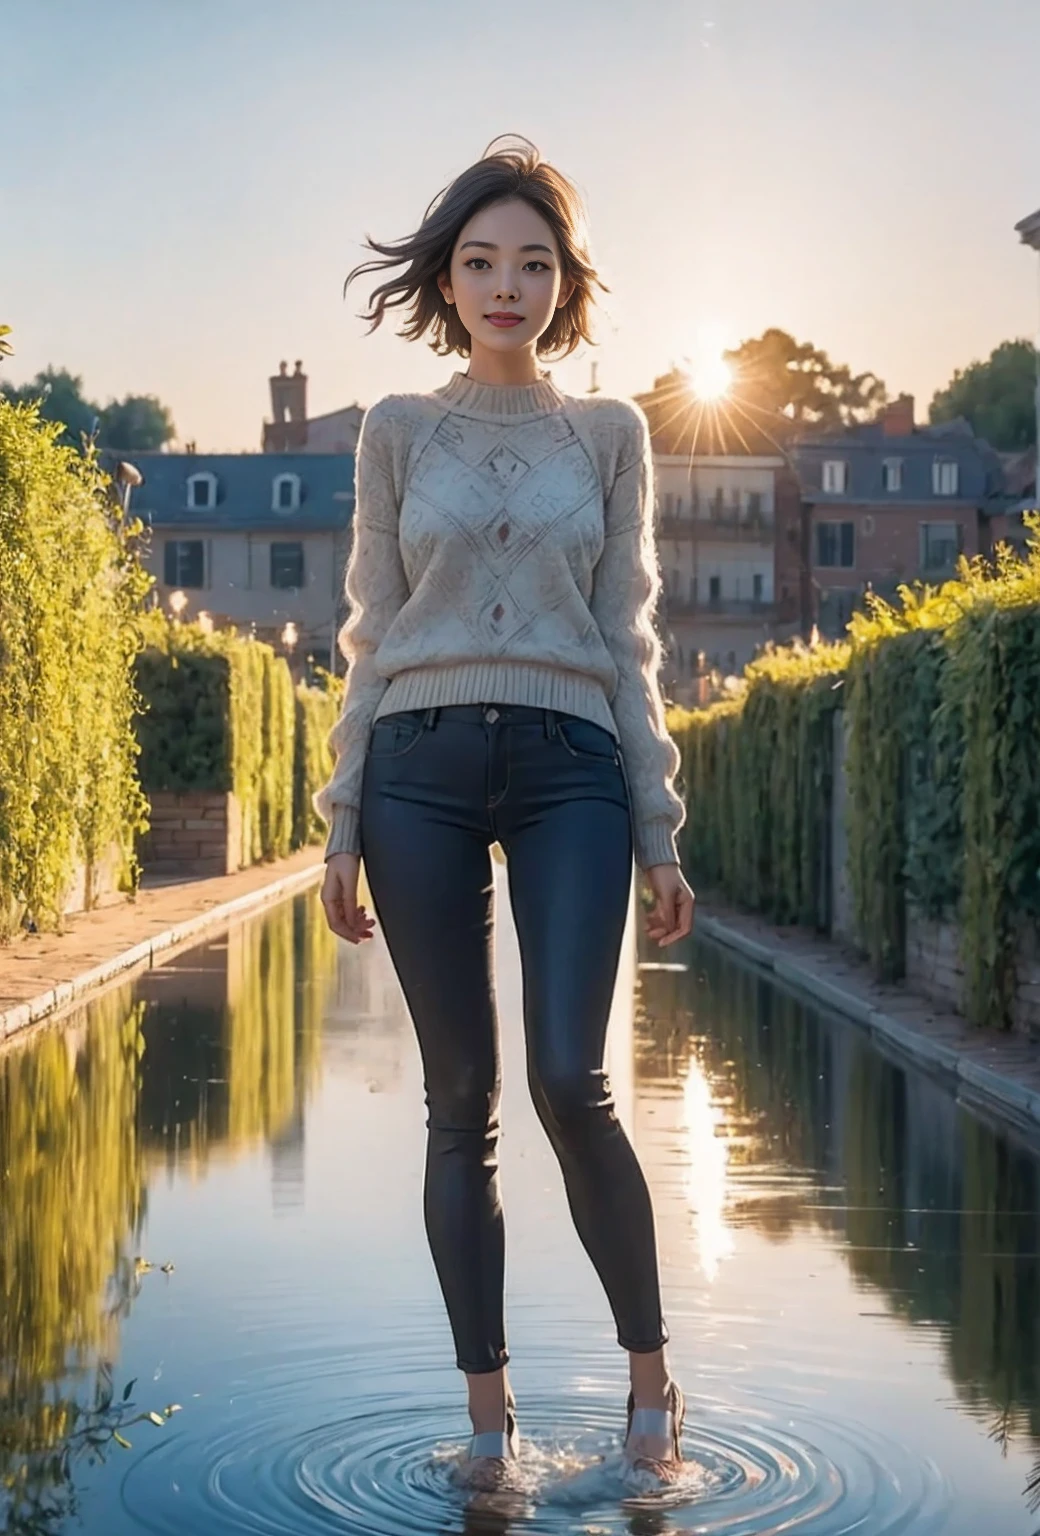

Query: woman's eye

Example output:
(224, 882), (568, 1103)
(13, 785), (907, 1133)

(524, 261), (550, 272)
(465, 258), (491, 270)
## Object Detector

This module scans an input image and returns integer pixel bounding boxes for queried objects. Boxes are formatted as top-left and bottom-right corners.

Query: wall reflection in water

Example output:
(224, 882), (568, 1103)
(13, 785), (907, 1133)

(634, 937), (1040, 1517)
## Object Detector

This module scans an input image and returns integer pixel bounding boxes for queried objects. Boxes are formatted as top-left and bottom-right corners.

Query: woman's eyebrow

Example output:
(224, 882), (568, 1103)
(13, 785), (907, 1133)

(458, 240), (555, 254)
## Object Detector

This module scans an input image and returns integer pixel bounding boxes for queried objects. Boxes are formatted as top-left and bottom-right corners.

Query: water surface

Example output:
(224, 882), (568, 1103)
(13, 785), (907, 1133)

(2, 874), (1039, 1534)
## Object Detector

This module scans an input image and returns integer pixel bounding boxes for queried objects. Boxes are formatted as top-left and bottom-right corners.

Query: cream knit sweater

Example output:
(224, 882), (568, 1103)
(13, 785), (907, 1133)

(313, 369), (686, 870)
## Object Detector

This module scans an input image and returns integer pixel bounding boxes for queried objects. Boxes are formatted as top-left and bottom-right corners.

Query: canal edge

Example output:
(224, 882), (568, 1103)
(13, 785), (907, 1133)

(0, 861), (326, 1045)
(695, 913), (1040, 1140)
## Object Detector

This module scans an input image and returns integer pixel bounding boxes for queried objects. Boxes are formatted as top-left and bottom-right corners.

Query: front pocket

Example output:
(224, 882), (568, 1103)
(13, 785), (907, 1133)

(554, 716), (618, 762)
(367, 713), (429, 759)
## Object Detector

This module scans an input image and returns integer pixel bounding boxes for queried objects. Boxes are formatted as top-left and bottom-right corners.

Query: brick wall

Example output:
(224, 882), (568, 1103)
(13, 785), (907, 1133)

(138, 791), (242, 877)
(811, 503), (982, 592)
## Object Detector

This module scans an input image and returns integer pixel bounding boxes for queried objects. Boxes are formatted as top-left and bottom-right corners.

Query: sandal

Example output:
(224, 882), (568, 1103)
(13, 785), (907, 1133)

(459, 1393), (520, 1489)
(623, 1379), (685, 1481)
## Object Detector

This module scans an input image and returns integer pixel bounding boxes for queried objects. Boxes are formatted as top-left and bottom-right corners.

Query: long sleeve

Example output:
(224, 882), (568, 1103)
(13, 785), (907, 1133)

(312, 402), (410, 859)
(589, 405), (686, 870)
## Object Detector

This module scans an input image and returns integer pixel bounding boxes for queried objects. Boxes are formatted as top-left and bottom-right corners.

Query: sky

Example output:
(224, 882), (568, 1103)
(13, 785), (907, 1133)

(3, 0), (1039, 451)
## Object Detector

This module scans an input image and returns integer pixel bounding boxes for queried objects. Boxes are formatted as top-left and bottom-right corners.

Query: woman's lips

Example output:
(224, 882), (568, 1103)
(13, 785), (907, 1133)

(485, 314), (524, 328)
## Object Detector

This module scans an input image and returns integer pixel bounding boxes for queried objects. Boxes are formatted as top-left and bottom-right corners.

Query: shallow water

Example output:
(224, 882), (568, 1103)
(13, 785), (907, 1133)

(2, 871), (1039, 1534)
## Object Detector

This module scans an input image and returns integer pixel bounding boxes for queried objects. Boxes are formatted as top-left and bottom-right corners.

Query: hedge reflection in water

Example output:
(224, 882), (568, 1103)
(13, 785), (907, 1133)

(636, 941), (1040, 1521)
(0, 896), (338, 1533)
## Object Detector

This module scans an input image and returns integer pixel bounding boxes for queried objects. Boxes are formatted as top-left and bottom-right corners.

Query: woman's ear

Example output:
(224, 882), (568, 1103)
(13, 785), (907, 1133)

(437, 269), (455, 306)
(556, 274), (576, 311)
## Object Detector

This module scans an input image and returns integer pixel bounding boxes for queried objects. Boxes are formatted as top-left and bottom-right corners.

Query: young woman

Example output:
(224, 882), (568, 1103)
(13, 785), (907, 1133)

(315, 135), (695, 1490)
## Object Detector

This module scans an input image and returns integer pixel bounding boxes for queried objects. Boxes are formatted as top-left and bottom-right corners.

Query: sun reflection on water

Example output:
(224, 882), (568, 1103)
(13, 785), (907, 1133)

(681, 1053), (735, 1280)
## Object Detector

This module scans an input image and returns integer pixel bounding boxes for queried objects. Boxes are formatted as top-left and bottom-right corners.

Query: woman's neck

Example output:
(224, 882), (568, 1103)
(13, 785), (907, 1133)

(464, 340), (544, 388)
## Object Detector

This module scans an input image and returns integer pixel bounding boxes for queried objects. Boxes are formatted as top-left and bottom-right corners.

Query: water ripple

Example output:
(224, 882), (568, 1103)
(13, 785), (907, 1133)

(118, 1365), (949, 1534)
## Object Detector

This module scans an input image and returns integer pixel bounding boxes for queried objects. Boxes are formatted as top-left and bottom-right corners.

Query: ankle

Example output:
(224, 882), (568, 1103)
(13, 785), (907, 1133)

(466, 1369), (510, 1436)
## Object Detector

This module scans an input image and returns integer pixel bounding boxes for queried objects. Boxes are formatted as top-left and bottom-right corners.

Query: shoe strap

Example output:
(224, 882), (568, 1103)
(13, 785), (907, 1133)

(628, 1405), (675, 1442)
(468, 1430), (514, 1460)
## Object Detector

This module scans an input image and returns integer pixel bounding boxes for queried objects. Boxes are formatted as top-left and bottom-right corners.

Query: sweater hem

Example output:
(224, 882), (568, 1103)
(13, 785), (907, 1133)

(373, 663), (620, 736)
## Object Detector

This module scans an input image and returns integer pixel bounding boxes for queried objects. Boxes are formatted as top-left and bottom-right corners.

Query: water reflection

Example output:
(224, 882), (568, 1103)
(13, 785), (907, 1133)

(0, 897), (338, 1533)
(1, 890), (1040, 1532)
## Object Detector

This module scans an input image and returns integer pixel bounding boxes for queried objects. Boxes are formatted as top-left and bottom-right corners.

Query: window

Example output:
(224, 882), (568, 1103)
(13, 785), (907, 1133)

(186, 472), (217, 511)
(712, 487), (725, 518)
(270, 541), (305, 590)
(882, 458), (902, 493)
(753, 573), (764, 602)
(663, 492), (674, 518)
(822, 459), (848, 494)
(272, 473), (301, 512)
(816, 520), (855, 568)
(708, 575), (721, 601)
(920, 522), (962, 572)
(747, 491), (763, 521)
(933, 459), (959, 496)
(163, 539), (205, 588)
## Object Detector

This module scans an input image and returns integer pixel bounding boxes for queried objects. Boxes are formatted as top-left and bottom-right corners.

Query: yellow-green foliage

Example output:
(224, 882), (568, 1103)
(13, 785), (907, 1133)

(293, 672), (344, 849)
(0, 399), (152, 939)
(670, 639), (848, 929)
(134, 615), (299, 863)
(672, 519), (1040, 1029)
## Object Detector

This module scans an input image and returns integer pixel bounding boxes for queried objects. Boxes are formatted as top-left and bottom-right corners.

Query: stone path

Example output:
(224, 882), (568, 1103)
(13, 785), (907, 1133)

(697, 901), (1040, 1138)
(1, 849), (325, 1044)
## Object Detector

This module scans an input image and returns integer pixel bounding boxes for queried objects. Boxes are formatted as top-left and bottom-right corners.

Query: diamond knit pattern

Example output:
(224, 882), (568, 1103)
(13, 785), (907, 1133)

(312, 372), (686, 871)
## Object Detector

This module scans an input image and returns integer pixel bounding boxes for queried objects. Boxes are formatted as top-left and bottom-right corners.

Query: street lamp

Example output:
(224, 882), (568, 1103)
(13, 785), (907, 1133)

(1014, 206), (1040, 486)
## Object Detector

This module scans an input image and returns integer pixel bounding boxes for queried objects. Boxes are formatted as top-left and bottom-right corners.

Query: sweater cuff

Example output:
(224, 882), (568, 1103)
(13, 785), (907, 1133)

(634, 818), (680, 871)
(323, 805), (361, 860)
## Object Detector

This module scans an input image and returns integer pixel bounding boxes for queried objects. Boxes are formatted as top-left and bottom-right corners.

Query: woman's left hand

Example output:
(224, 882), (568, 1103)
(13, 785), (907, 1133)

(643, 863), (696, 947)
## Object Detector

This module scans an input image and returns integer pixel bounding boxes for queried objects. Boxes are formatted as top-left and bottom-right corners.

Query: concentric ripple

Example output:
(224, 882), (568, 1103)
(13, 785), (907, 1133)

(119, 1368), (950, 1534)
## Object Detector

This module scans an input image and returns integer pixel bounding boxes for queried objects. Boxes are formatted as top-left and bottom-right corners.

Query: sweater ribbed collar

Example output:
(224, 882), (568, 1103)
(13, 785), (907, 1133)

(433, 369), (565, 422)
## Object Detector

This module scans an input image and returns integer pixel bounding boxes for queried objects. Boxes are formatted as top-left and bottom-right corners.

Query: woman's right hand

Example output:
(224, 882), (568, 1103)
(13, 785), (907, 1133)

(320, 852), (376, 944)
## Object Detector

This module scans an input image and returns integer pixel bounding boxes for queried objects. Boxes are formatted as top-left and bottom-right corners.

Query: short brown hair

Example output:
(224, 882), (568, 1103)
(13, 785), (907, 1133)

(344, 135), (607, 359)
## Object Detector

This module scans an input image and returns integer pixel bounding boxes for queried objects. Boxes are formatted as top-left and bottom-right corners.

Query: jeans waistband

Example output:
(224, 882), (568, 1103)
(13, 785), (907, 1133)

(386, 702), (566, 735)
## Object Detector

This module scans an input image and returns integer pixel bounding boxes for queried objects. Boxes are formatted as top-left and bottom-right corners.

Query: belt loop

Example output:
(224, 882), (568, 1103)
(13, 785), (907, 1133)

(425, 705), (440, 729)
(544, 708), (556, 740)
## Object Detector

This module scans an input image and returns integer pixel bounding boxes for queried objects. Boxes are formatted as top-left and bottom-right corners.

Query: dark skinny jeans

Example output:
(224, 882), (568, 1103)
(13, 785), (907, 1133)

(358, 700), (668, 1374)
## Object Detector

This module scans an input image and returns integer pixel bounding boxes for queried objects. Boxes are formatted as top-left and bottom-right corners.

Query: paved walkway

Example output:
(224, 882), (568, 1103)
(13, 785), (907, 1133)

(1, 849), (325, 1043)
(697, 901), (1040, 1139)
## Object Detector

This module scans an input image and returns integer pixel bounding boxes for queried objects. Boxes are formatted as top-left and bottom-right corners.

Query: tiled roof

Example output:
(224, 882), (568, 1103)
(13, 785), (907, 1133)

(104, 451), (355, 529)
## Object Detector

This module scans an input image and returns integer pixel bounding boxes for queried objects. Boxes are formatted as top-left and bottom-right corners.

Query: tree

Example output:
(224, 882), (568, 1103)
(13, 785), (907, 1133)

(98, 394), (175, 451)
(0, 365), (176, 450)
(0, 366), (99, 445)
(929, 339), (1037, 451)
(722, 328), (888, 433)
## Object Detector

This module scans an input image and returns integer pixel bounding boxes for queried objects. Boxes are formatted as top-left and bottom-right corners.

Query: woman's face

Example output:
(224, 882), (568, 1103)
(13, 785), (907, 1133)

(437, 197), (575, 357)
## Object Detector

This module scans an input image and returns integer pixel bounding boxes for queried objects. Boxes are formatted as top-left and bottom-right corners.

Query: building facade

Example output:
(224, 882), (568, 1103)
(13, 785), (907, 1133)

(793, 395), (1003, 635)
(125, 451), (355, 672)
(637, 369), (798, 690)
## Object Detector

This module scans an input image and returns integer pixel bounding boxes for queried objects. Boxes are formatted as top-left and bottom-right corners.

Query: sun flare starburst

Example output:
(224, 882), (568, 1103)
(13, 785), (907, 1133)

(688, 352), (733, 402)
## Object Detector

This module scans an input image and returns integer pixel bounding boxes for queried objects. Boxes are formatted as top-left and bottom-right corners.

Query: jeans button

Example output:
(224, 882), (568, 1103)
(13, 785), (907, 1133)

(484, 706), (499, 723)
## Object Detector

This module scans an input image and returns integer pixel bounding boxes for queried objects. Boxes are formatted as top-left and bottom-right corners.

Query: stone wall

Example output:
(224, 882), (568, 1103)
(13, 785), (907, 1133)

(138, 791), (242, 877)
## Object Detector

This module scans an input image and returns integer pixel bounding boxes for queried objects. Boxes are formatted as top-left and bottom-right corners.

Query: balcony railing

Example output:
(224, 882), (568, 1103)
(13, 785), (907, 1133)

(657, 512), (775, 541)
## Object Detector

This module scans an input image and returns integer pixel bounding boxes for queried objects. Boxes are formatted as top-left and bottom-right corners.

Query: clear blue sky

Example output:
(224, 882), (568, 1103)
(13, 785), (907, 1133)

(4, 0), (1039, 449)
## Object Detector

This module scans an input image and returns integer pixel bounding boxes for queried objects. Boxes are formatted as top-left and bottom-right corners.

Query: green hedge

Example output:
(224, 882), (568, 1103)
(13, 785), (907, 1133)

(0, 398), (151, 939)
(293, 672), (343, 850)
(672, 521), (1040, 1028)
(673, 642), (847, 931)
(135, 615), (338, 863)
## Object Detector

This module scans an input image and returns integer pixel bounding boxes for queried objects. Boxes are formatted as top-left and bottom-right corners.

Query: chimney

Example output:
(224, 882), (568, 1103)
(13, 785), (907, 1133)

(882, 394), (915, 437)
(269, 360), (292, 425)
(264, 360), (308, 452)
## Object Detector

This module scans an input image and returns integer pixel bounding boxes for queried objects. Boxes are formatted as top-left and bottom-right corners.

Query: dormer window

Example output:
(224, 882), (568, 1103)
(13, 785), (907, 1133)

(186, 471), (217, 511)
(272, 473), (301, 512)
